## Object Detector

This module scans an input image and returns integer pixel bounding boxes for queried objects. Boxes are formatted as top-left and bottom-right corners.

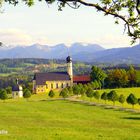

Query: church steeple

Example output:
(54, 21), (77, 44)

(66, 56), (73, 84)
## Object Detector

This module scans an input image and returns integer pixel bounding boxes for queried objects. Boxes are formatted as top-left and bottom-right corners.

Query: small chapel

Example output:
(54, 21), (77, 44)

(33, 56), (90, 94)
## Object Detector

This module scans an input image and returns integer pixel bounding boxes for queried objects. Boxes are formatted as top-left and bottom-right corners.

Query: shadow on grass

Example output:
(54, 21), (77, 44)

(123, 117), (140, 120)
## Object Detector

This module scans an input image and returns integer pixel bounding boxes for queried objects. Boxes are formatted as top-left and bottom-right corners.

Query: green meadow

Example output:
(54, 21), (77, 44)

(0, 88), (140, 140)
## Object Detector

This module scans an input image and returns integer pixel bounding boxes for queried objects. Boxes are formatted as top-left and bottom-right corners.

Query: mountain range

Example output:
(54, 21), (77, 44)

(0, 43), (140, 64)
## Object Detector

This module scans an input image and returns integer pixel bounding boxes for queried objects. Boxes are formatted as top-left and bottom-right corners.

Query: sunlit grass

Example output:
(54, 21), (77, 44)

(0, 98), (140, 140)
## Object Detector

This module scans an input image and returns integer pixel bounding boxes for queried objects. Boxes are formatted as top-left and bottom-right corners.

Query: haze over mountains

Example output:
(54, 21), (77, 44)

(0, 43), (140, 64)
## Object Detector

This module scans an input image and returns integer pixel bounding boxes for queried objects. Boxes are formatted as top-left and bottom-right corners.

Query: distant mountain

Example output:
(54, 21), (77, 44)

(0, 43), (140, 64)
(0, 43), (104, 59)
(89, 44), (140, 64)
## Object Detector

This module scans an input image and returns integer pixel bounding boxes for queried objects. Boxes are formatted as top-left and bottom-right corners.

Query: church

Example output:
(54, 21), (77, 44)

(33, 56), (90, 94)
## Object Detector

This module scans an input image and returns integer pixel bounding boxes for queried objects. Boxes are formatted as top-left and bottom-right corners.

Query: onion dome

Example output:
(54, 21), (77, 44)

(66, 56), (72, 63)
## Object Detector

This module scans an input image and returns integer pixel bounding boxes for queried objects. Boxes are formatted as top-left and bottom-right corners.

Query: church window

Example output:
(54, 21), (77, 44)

(61, 83), (64, 88)
(66, 83), (69, 87)
(51, 84), (53, 89)
(46, 84), (48, 89)
(56, 83), (58, 88)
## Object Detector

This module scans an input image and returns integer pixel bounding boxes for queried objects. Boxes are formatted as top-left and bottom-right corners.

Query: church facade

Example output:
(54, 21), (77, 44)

(33, 56), (90, 94)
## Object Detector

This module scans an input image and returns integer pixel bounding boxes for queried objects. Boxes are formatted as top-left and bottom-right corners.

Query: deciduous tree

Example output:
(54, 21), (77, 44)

(93, 91), (100, 101)
(86, 88), (94, 101)
(90, 66), (106, 88)
(101, 92), (108, 104)
(118, 94), (125, 107)
(107, 90), (118, 106)
(126, 93), (137, 109)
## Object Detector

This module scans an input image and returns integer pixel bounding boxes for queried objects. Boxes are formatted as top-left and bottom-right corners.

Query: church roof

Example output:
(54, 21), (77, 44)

(34, 72), (71, 85)
(12, 85), (20, 91)
(73, 75), (91, 82)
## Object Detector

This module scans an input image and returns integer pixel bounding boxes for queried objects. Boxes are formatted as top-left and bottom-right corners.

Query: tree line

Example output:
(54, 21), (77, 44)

(49, 84), (140, 109)
(0, 88), (31, 102)
(90, 65), (140, 89)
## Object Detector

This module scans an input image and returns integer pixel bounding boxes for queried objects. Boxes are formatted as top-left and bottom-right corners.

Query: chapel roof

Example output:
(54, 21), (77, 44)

(34, 72), (71, 85)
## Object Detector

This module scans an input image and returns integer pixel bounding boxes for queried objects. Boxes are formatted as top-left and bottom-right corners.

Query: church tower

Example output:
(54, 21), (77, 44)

(66, 56), (73, 85)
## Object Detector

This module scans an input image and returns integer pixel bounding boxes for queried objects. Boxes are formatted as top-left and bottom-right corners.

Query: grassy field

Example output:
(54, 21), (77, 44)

(0, 88), (140, 139)
(0, 94), (140, 140)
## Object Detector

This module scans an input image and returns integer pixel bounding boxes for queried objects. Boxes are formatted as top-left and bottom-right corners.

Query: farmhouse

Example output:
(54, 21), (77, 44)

(33, 56), (90, 93)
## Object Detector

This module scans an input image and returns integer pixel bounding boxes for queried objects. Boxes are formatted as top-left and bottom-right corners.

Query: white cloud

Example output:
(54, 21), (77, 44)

(91, 34), (133, 49)
(0, 29), (33, 46)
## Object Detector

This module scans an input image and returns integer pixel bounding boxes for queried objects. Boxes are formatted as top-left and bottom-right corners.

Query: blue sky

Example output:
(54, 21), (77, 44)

(0, 1), (137, 48)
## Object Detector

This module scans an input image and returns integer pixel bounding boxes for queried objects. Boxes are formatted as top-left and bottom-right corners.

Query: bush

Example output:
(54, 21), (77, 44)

(23, 89), (31, 101)
(0, 89), (8, 102)
(59, 88), (69, 99)
(48, 90), (55, 98)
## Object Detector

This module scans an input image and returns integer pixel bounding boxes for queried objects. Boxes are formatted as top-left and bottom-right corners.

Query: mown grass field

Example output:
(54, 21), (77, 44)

(0, 87), (140, 140)
(0, 88), (140, 140)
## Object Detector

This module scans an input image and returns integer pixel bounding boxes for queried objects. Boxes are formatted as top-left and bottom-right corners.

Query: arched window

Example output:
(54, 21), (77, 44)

(46, 84), (48, 89)
(56, 83), (58, 88)
(66, 83), (69, 87)
(51, 84), (53, 89)
(61, 83), (64, 88)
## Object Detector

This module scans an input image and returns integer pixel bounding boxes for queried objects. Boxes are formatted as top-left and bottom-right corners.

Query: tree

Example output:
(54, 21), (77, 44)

(67, 87), (73, 95)
(86, 88), (94, 101)
(90, 66), (106, 88)
(80, 86), (86, 96)
(106, 69), (128, 88)
(1, 0), (139, 42)
(6, 86), (12, 94)
(73, 85), (81, 95)
(126, 93), (137, 109)
(23, 89), (32, 101)
(101, 92), (108, 104)
(93, 91), (100, 101)
(138, 98), (140, 105)
(127, 66), (137, 87)
(59, 88), (69, 99)
(107, 90), (118, 106)
(48, 90), (55, 98)
(118, 94), (125, 107)
(0, 89), (8, 102)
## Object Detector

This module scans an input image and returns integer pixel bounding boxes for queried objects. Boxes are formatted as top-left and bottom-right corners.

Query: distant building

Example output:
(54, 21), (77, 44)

(12, 79), (23, 98)
(33, 56), (90, 94)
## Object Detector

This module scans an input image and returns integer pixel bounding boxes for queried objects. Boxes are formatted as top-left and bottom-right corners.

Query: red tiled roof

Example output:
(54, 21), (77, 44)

(73, 75), (91, 82)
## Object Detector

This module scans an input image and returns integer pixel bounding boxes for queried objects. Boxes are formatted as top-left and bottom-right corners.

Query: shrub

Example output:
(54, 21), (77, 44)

(48, 90), (55, 98)
(23, 89), (31, 101)
(0, 89), (8, 102)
